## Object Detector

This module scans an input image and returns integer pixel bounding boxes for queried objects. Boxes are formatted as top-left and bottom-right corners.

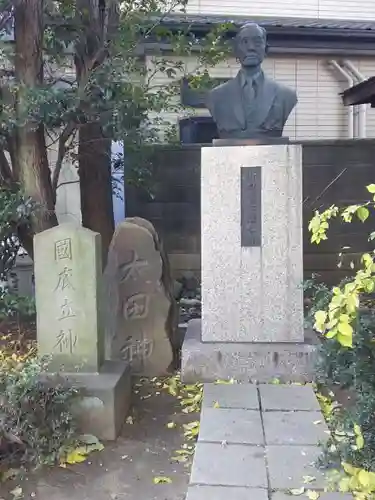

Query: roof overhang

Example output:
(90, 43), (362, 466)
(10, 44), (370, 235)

(145, 14), (375, 56)
(341, 77), (375, 107)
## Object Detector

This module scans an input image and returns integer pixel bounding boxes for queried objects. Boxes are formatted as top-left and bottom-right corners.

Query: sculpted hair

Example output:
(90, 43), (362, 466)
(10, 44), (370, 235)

(234, 22), (268, 56)
(236, 22), (267, 42)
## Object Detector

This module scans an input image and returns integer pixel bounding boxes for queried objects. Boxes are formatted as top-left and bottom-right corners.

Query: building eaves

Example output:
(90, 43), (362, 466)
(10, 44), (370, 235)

(158, 13), (375, 34)
(342, 77), (375, 107)
(149, 13), (375, 55)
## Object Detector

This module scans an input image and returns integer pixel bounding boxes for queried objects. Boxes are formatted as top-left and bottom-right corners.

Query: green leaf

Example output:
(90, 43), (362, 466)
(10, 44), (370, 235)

(357, 206), (369, 222)
(367, 184), (375, 194)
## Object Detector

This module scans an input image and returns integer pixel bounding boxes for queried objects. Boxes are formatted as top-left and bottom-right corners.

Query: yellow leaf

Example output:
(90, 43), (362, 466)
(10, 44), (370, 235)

(153, 476), (172, 484)
(167, 422), (176, 429)
(338, 322), (353, 337)
(367, 184), (375, 194)
(357, 206), (369, 223)
(215, 378), (235, 385)
(357, 469), (375, 492)
(289, 487), (305, 495)
(213, 401), (220, 408)
(342, 462), (360, 476)
(305, 490), (320, 500)
(357, 470), (372, 489)
(337, 332), (353, 348)
(338, 476), (351, 493)
(64, 446), (90, 464)
(314, 311), (327, 332)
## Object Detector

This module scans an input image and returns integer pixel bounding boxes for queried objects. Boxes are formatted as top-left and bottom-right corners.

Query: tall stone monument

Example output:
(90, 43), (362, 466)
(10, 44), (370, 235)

(34, 224), (131, 440)
(181, 23), (317, 383)
(103, 218), (174, 376)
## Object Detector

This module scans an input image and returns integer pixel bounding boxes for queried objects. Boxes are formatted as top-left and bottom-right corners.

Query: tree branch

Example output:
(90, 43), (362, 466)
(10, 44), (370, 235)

(0, 0), (14, 33)
(0, 147), (13, 185)
(51, 122), (76, 200)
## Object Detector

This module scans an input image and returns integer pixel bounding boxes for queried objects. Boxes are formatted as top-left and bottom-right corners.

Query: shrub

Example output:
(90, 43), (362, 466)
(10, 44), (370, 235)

(0, 342), (79, 470)
(306, 183), (375, 484)
(0, 287), (36, 323)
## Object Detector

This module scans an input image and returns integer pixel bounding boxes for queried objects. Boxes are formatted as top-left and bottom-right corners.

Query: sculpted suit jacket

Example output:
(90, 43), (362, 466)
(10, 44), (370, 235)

(206, 71), (298, 139)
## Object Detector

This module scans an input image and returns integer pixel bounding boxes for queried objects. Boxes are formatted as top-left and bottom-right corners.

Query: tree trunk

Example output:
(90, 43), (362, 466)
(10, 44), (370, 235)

(78, 123), (114, 266)
(13, 0), (57, 255)
(75, 0), (117, 265)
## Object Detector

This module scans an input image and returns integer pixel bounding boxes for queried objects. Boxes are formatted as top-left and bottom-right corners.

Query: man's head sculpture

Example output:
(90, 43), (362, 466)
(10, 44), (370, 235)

(206, 22), (298, 140)
(234, 23), (267, 69)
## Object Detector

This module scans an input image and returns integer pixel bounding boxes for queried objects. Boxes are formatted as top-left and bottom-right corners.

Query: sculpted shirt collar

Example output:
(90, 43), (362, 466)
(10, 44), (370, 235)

(238, 68), (264, 89)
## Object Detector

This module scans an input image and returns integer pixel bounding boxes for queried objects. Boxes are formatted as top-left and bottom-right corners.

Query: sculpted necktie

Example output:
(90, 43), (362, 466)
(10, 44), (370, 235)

(243, 78), (256, 124)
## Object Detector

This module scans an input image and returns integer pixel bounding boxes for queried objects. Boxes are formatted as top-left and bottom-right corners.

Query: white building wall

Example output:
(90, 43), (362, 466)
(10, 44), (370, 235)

(146, 54), (375, 140)
(184, 0), (375, 21)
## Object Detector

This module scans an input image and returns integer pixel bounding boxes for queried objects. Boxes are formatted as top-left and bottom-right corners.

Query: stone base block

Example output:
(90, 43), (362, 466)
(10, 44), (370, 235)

(59, 360), (131, 441)
(181, 319), (318, 384)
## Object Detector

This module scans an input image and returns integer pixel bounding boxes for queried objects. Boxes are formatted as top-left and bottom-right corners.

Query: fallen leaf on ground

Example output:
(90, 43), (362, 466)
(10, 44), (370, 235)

(167, 422), (176, 429)
(305, 490), (320, 500)
(215, 378), (235, 385)
(153, 476), (172, 484)
(0, 468), (20, 482)
(10, 486), (23, 499)
(289, 487), (305, 495)
(303, 476), (316, 484)
(59, 435), (104, 465)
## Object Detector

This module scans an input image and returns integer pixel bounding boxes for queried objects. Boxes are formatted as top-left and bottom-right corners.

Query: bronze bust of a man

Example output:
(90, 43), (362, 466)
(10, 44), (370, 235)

(206, 22), (297, 140)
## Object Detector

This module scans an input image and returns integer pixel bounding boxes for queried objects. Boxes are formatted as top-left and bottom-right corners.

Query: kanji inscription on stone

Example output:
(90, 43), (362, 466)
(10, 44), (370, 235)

(54, 328), (77, 354)
(241, 166), (262, 247)
(34, 224), (104, 372)
(54, 267), (75, 292)
(55, 238), (72, 261)
(118, 250), (147, 282)
(123, 293), (149, 320)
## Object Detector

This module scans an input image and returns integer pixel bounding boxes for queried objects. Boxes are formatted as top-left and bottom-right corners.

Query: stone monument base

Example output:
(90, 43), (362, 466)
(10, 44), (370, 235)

(181, 319), (318, 384)
(46, 360), (132, 441)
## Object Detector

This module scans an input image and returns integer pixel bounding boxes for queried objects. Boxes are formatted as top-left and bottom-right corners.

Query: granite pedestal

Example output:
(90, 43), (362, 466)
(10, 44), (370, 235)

(181, 144), (318, 383)
(182, 319), (317, 383)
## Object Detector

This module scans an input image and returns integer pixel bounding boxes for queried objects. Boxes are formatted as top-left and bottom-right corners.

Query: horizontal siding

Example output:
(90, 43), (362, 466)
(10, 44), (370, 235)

(146, 54), (375, 141)
(184, 0), (319, 17)
(318, 0), (375, 19)
(185, 0), (375, 20)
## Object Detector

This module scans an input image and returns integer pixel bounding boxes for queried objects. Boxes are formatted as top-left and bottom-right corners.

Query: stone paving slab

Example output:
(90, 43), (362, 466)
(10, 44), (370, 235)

(186, 485), (268, 500)
(199, 407), (264, 445)
(273, 492), (353, 500)
(190, 442), (267, 488)
(203, 383), (259, 409)
(259, 384), (321, 411)
(263, 411), (329, 445)
(267, 445), (327, 489)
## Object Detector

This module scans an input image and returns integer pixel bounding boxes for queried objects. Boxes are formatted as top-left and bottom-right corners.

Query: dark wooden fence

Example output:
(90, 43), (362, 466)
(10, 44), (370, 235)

(125, 140), (375, 285)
